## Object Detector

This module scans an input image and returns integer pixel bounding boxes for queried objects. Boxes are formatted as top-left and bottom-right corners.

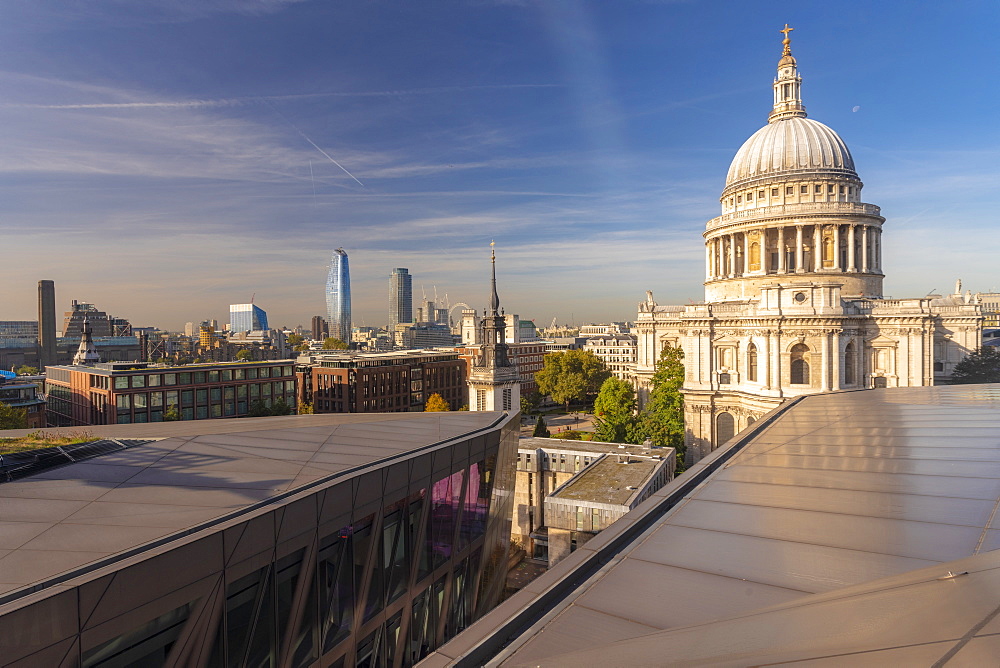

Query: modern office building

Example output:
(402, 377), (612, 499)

(311, 315), (329, 341)
(297, 350), (466, 413)
(326, 248), (352, 342)
(424, 383), (1000, 666)
(0, 321), (38, 340)
(229, 303), (269, 333)
(44, 359), (295, 426)
(389, 268), (413, 330)
(0, 410), (518, 668)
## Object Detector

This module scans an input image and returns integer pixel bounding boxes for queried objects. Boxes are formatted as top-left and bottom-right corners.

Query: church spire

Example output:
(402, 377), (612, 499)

(489, 240), (501, 316)
(769, 24), (807, 123)
(72, 317), (101, 366)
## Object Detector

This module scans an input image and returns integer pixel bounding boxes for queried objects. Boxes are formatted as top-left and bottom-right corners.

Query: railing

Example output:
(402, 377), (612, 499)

(706, 201), (882, 232)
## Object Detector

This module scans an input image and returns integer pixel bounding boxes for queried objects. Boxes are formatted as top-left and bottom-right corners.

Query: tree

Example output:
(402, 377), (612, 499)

(593, 376), (637, 443)
(952, 347), (1000, 384)
(286, 333), (305, 347)
(163, 404), (181, 422)
(297, 401), (314, 414)
(0, 403), (28, 430)
(535, 350), (610, 411)
(235, 350), (253, 361)
(532, 415), (550, 438)
(323, 337), (349, 350)
(520, 391), (541, 416)
(14, 365), (38, 376)
(271, 399), (293, 416)
(247, 399), (270, 417)
(424, 393), (451, 412)
(635, 345), (686, 468)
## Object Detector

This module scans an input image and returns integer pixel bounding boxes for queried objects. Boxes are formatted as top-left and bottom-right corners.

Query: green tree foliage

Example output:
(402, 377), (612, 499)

(323, 337), (349, 350)
(286, 333), (304, 347)
(271, 399), (293, 416)
(593, 376), (637, 443)
(636, 345), (686, 468)
(535, 350), (610, 410)
(14, 365), (38, 375)
(424, 393), (451, 412)
(235, 350), (253, 361)
(247, 399), (270, 417)
(557, 429), (585, 440)
(951, 347), (1000, 384)
(520, 391), (542, 416)
(163, 404), (180, 421)
(532, 415), (550, 438)
(0, 403), (29, 430)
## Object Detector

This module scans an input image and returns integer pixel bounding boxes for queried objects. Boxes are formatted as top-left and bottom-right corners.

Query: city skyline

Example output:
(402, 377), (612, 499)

(2, 2), (999, 330)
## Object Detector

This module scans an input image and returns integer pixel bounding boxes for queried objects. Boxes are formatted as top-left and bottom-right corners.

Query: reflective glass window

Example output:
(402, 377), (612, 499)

(179, 373), (192, 385)
(132, 375), (145, 388)
(148, 374), (161, 387)
(82, 601), (194, 667)
(164, 373), (176, 386)
(114, 376), (129, 389)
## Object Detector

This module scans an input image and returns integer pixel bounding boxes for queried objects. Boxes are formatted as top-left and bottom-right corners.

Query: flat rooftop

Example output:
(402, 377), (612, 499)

(423, 384), (1000, 666)
(551, 457), (657, 506)
(0, 411), (505, 605)
(517, 437), (659, 456)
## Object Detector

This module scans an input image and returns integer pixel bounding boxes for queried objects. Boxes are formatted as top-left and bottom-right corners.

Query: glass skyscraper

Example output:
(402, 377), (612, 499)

(326, 248), (351, 342)
(389, 267), (413, 330)
(230, 303), (268, 332)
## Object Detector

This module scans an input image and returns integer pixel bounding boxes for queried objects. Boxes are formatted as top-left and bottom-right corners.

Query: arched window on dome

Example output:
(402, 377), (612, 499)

(790, 344), (810, 385)
(822, 234), (835, 268)
(716, 412), (735, 447)
(844, 341), (857, 385)
(749, 242), (761, 272)
(747, 343), (758, 382)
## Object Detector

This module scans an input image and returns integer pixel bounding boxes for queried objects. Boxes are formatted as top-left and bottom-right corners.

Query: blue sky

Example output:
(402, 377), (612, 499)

(2, 0), (998, 331)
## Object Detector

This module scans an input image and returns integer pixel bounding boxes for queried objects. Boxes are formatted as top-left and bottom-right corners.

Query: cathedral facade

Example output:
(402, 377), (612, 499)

(635, 28), (982, 463)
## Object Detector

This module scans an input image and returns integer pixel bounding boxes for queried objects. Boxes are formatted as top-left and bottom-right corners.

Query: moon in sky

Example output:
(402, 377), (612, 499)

(852, 105), (861, 112)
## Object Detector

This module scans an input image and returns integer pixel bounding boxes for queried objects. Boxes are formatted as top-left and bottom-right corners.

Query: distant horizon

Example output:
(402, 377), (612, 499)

(4, 2), (998, 329)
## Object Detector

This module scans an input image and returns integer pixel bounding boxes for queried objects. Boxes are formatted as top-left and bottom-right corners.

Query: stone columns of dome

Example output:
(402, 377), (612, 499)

(861, 226), (870, 273)
(821, 334), (831, 392)
(742, 233), (749, 275)
(762, 331), (771, 389)
(874, 228), (882, 273)
(777, 226), (786, 274)
(729, 234), (736, 278)
(813, 225), (822, 272)
(833, 225), (841, 270)
(848, 225), (857, 272)
(795, 225), (804, 273)
(706, 243), (712, 281)
(832, 330), (841, 390)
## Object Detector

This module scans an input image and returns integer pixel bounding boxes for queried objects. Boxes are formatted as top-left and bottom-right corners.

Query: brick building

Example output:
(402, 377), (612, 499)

(297, 350), (466, 413)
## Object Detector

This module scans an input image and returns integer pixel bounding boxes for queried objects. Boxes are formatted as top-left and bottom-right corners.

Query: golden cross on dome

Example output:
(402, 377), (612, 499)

(490, 239), (495, 260)
(780, 24), (794, 56)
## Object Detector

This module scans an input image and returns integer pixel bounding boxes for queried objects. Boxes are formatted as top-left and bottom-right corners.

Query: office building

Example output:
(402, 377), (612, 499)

(425, 383), (1000, 665)
(311, 315), (329, 341)
(326, 248), (351, 342)
(44, 359), (295, 426)
(37, 280), (57, 368)
(297, 350), (466, 413)
(0, 410), (518, 667)
(634, 29), (982, 462)
(389, 267), (413, 330)
(0, 321), (38, 340)
(583, 333), (638, 381)
(229, 303), (268, 333)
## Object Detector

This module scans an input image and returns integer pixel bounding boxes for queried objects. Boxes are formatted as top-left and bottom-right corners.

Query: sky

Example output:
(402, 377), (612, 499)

(2, 0), (999, 331)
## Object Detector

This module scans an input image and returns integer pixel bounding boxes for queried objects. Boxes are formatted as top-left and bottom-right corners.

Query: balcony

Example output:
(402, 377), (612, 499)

(706, 201), (882, 233)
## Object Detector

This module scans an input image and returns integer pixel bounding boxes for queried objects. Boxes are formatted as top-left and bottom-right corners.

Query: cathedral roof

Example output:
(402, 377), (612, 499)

(725, 116), (856, 189)
(724, 26), (858, 192)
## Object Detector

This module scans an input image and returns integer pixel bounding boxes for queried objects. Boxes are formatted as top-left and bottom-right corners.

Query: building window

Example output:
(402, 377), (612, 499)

(801, 185), (808, 194)
(786, 186), (794, 195)
(790, 343), (810, 385)
(502, 388), (512, 411)
(815, 184), (822, 193)
(477, 389), (486, 411)
(747, 343), (758, 382)
(771, 188), (778, 197)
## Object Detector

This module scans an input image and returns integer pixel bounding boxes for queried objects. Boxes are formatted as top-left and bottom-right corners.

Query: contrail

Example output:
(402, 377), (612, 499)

(263, 98), (364, 187)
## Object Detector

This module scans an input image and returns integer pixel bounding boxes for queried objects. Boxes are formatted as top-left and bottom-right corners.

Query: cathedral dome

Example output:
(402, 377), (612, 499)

(725, 116), (857, 189)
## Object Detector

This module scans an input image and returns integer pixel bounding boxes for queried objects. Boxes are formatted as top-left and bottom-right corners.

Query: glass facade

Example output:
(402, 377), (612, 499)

(0, 418), (518, 668)
(326, 248), (352, 343)
(230, 304), (269, 332)
(389, 268), (412, 330)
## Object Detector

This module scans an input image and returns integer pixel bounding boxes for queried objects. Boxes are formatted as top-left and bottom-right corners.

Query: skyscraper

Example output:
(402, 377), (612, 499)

(229, 303), (268, 332)
(389, 268), (412, 329)
(326, 248), (351, 343)
(37, 280), (56, 368)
